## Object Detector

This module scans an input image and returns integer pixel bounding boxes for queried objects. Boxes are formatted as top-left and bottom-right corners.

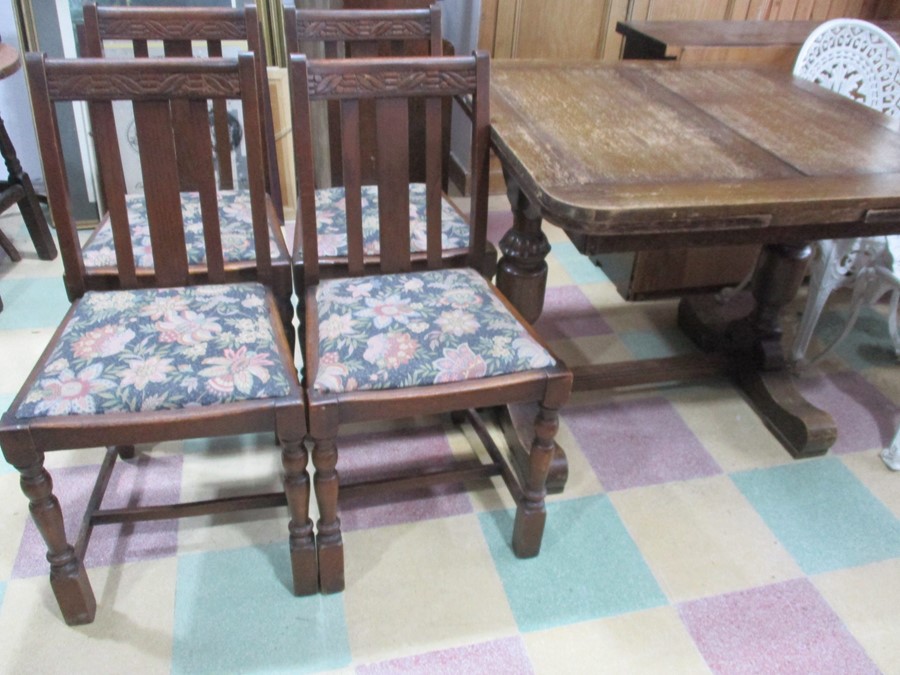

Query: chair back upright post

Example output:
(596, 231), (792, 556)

(290, 52), (489, 287)
(79, 3), (283, 220)
(285, 5), (445, 189)
(26, 53), (271, 295)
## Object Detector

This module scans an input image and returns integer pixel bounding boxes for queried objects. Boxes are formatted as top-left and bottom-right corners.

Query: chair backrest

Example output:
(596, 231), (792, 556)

(26, 53), (271, 297)
(78, 3), (283, 217)
(284, 5), (445, 188)
(794, 18), (900, 118)
(290, 52), (490, 285)
(285, 5), (442, 60)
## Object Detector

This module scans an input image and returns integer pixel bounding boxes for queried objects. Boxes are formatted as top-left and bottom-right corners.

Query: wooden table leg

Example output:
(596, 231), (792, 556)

(679, 242), (837, 458)
(495, 172), (551, 325)
(493, 174), (569, 490)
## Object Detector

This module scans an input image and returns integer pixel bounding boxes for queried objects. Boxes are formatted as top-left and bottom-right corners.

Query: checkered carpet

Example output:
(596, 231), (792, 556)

(0, 204), (898, 674)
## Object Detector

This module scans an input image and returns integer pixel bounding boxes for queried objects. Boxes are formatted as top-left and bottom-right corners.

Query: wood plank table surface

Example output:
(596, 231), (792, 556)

(489, 60), (900, 466)
(617, 19), (900, 64)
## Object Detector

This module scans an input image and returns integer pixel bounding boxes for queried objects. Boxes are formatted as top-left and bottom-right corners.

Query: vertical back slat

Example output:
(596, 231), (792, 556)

(467, 52), (490, 273)
(163, 40), (199, 191)
(239, 52), (272, 285)
(204, 38), (234, 191)
(132, 100), (189, 287)
(340, 99), (364, 276)
(185, 98), (225, 283)
(375, 97), (410, 274)
(327, 98), (343, 185)
(290, 55), (320, 285)
(424, 96), (443, 269)
(89, 99), (139, 288)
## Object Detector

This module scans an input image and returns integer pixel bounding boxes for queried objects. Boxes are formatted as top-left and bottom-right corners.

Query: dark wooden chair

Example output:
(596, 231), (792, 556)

(75, 4), (294, 343)
(285, 4), (445, 188)
(283, 5), (495, 284)
(289, 52), (572, 592)
(1, 53), (315, 626)
(0, 39), (57, 313)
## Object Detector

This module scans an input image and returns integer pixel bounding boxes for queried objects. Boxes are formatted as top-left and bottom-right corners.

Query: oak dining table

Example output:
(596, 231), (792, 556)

(489, 59), (900, 467)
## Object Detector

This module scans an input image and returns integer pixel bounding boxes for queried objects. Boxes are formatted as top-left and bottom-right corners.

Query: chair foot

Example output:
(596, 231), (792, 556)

(290, 537), (319, 596)
(317, 535), (345, 594)
(511, 405), (558, 559)
(115, 445), (136, 460)
(281, 437), (318, 594)
(17, 457), (96, 624)
(512, 504), (546, 558)
(312, 434), (344, 592)
(50, 558), (97, 626)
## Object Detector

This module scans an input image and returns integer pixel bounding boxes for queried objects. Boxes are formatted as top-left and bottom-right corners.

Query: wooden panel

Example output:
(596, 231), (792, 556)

(602, 0), (632, 60)
(631, 0), (733, 21)
(514, 0), (607, 59)
(483, 0), (628, 62)
(595, 243), (760, 299)
(678, 45), (799, 65)
(493, 0), (520, 58)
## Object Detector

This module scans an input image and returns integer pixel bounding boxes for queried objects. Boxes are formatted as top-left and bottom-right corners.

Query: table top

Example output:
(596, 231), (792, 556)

(489, 60), (900, 248)
(616, 19), (900, 49)
(0, 43), (21, 80)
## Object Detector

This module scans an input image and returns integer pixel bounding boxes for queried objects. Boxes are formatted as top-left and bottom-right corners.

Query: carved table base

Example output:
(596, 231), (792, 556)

(677, 242), (837, 458)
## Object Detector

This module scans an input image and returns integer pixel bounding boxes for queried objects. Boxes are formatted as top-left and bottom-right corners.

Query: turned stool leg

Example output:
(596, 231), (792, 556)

(282, 437), (318, 595)
(512, 405), (559, 558)
(312, 435), (344, 593)
(19, 458), (96, 625)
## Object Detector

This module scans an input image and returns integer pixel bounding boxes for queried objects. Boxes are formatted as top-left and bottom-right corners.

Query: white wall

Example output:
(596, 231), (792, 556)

(0, 0), (42, 187)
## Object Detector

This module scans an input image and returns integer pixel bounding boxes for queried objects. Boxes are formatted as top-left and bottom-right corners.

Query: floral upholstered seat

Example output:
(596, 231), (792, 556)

(16, 283), (293, 419)
(81, 190), (285, 268)
(313, 267), (555, 394)
(306, 183), (472, 257)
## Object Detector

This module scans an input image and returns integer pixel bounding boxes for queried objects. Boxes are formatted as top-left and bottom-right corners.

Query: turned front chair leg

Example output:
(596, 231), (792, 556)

(282, 437), (318, 595)
(18, 458), (96, 625)
(313, 435), (344, 593)
(512, 405), (559, 558)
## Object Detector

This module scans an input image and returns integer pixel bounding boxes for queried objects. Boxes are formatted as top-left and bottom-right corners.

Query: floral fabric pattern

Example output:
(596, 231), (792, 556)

(313, 268), (556, 394)
(82, 190), (284, 268)
(303, 183), (472, 257)
(16, 283), (293, 419)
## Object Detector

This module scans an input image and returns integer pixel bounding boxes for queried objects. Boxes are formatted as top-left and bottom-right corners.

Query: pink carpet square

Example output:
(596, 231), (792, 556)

(797, 371), (899, 454)
(534, 285), (613, 341)
(563, 396), (721, 491)
(335, 425), (474, 532)
(358, 636), (533, 674)
(13, 452), (181, 577)
(679, 578), (878, 674)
